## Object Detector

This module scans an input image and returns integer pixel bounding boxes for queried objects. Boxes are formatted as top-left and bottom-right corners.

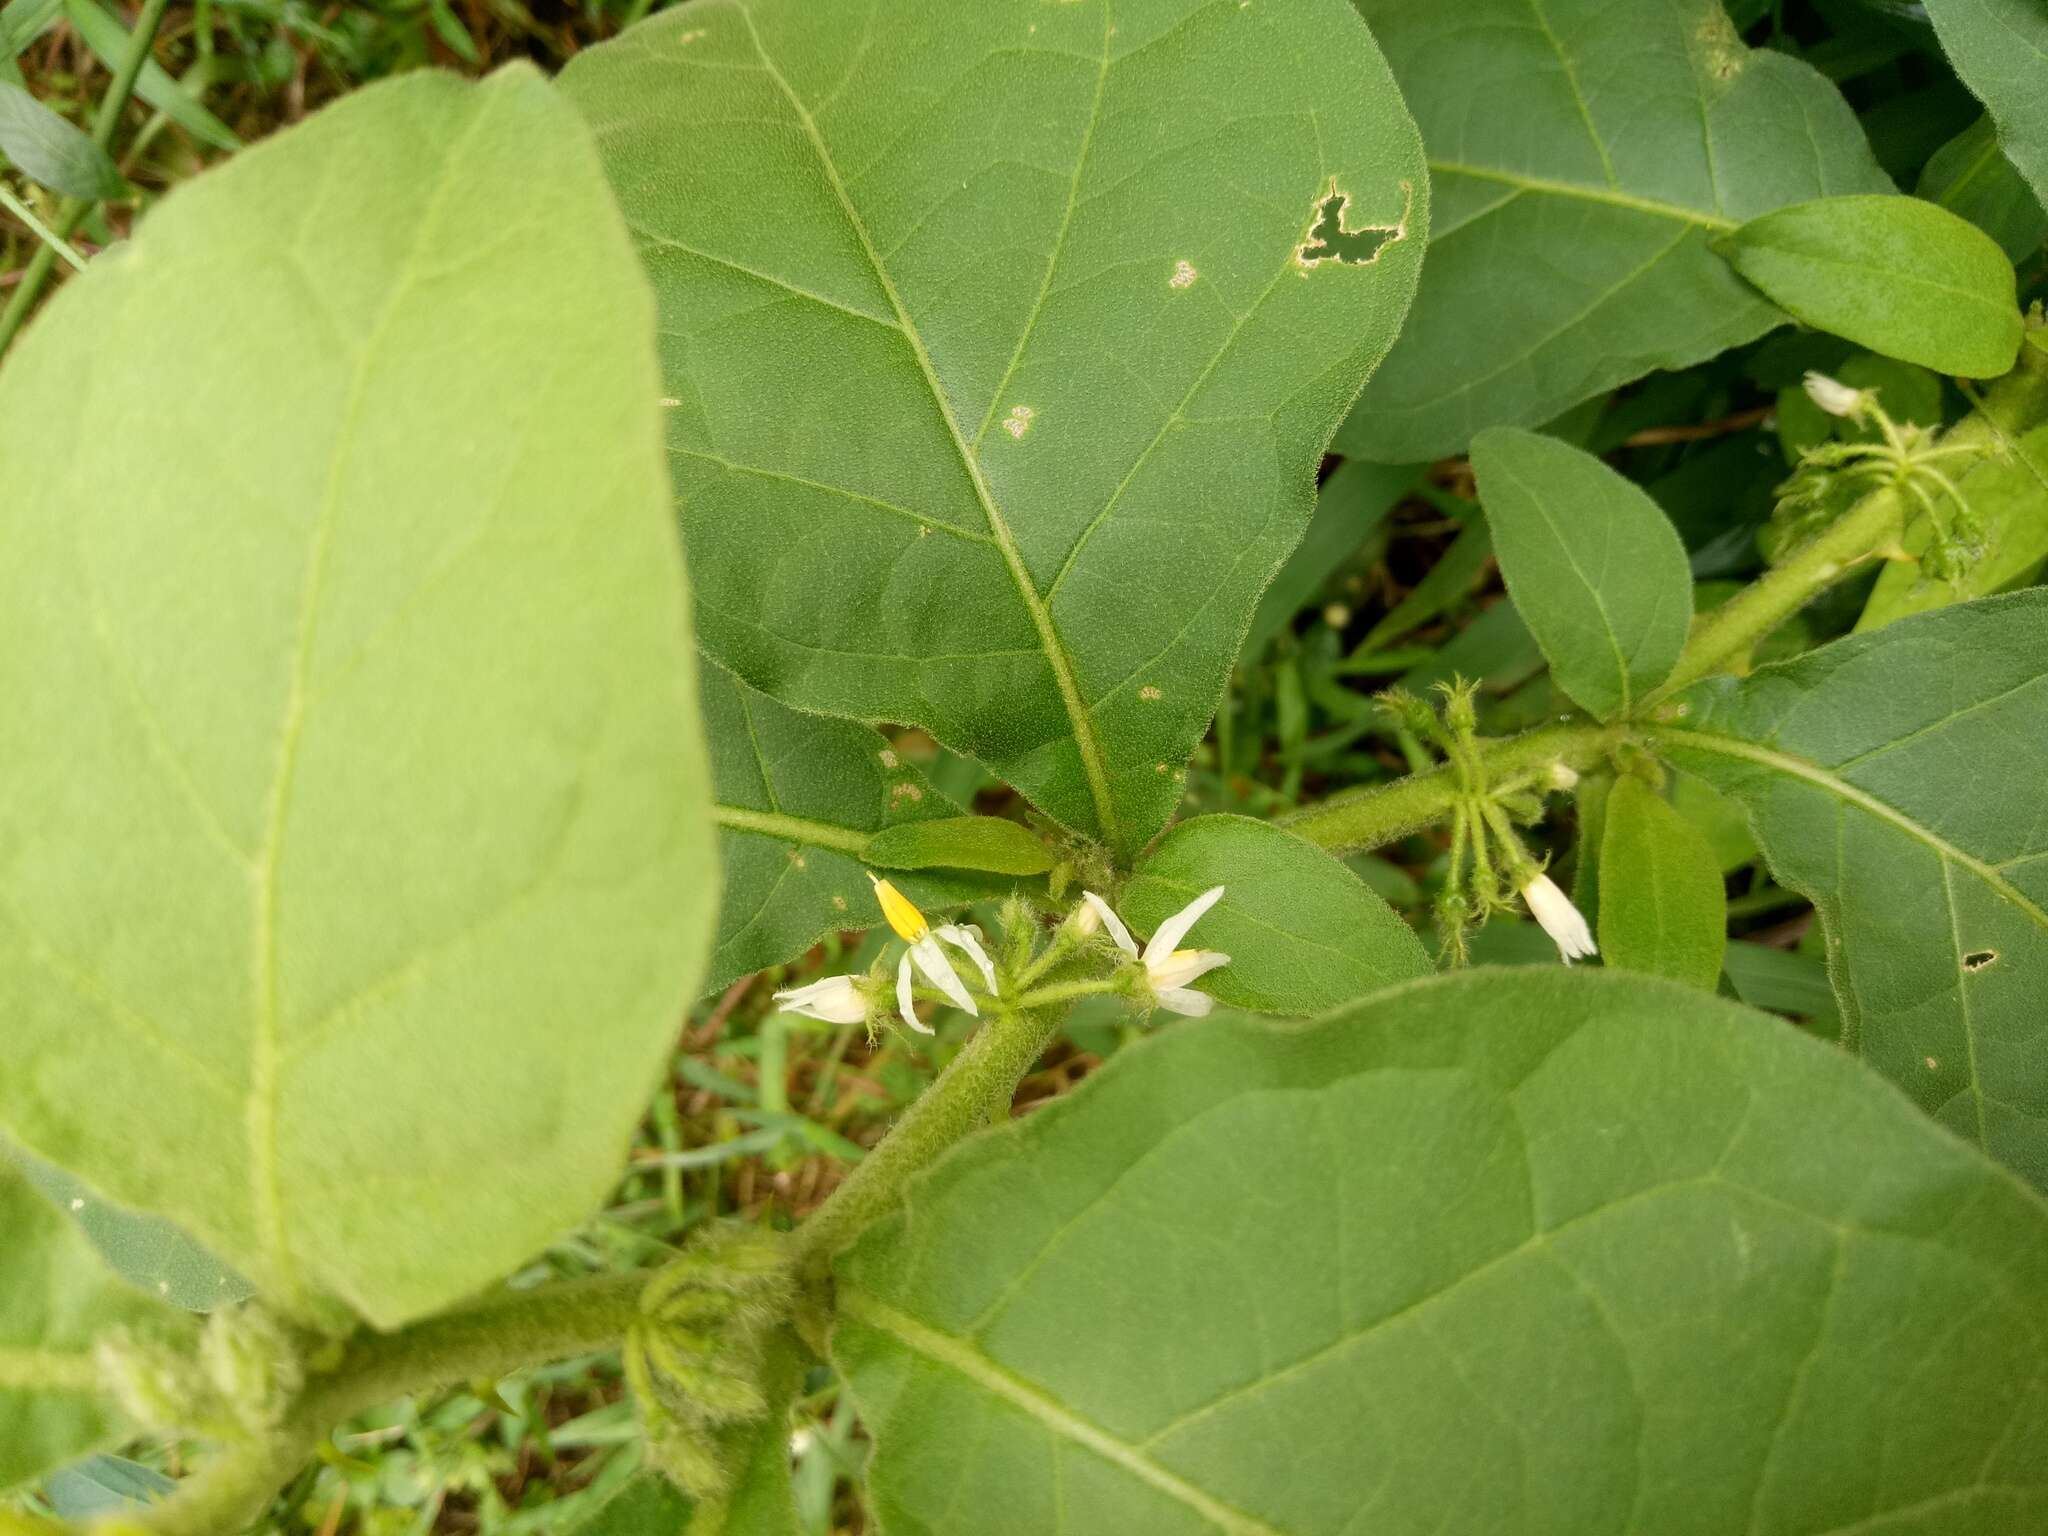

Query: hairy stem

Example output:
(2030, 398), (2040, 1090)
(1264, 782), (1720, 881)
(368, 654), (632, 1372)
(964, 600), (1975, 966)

(1282, 721), (1623, 853)
(789, 1003), (1061, 1275)
(123, 1274), (646, 1536)
(0, 0), (172, 358)
(1642, 482), (1907, 707)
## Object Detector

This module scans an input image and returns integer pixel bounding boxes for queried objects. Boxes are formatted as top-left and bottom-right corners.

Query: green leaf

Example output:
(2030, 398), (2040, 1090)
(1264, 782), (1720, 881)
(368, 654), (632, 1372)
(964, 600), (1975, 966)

(1722, 194), (2024, 378)
(10, 1146), (250, 1313)
(703, 658), (999, 995)
(1857, 420), (2048, 631)
(836, 969), (2048, 1534)
(0, 79), (123, 199)
(864, 816), (1053, 879)
(564, 1475), (694, 1536)
(1655, 591), (2048, 1190)
(41, 1455), (174, 1522)
(60, 0), (237, 152)
(1917, 115), (2048, 263)
(1, 1162), (190, 1493)
(1339, 0), (1890, 460)
(1921, 0), (2048, 208)
(1469, 428), (1693, 719)
(0, 0), (63, 58)
(561, 0), (1429, 858)
(1597, 775), (1728, 989)
(0, 67), (714, 1329)
(1121, 814), (1429, 1015)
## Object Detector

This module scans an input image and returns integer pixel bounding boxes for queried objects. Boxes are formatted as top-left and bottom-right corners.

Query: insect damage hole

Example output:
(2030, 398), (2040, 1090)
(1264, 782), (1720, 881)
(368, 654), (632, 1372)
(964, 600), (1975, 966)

(1964, 949), (1998, 972)
(1295, 178), (1412, 271)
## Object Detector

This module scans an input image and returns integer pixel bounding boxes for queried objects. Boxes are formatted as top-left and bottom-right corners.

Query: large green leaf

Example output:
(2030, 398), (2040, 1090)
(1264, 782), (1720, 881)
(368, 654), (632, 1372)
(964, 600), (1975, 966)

(836, 969), (2048, 1534)
(1656, 592), (2048, 1191)
(561, 0), (1428, 858)
(1722, 195), (2024, 379)
(1921, 0), (2048, 208)
(703, 657), (1000, 996)
(1, 1163), (191, 1493)
(1121, 814), (1429, 1016)
(1470, 427), (1693, 720)
(1340, 0), (1891, 461)
(0, 67), (714, 1329)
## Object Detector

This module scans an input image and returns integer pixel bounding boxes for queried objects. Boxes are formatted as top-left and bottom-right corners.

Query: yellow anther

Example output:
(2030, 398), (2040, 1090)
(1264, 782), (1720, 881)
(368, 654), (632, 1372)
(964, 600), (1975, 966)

(868, 873), (928, 942)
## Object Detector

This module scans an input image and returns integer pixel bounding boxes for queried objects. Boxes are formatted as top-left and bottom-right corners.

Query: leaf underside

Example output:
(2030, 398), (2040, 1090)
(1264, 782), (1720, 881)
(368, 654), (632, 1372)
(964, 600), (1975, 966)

(0, 67), (714, 1329)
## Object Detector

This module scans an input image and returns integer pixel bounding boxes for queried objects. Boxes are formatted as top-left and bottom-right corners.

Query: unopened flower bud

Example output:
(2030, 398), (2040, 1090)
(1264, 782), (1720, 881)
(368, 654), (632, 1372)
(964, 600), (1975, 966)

(1802, 371), (1869, 420)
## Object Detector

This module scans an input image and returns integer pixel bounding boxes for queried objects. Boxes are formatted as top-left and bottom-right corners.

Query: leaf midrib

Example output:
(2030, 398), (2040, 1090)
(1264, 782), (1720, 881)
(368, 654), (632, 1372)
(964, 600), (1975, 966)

(1428, 158), (1740, 233)
(246, 91), (498, 1308)
(1648, 725), (2048, 929)
(1489, 453), (1637, 713)
(713, 803), (870, 856)
(731, 2), (1122, 848)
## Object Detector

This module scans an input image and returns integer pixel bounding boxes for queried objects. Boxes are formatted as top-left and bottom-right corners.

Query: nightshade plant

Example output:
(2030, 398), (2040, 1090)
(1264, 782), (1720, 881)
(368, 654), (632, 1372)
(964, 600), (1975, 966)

(3, 0), (2048, 1532)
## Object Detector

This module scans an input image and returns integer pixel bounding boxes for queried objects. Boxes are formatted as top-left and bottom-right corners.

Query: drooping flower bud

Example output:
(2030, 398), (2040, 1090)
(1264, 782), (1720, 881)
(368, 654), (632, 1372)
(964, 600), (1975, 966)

(1802, 371), (1869, 420)
(1521, 872), (1598, 964)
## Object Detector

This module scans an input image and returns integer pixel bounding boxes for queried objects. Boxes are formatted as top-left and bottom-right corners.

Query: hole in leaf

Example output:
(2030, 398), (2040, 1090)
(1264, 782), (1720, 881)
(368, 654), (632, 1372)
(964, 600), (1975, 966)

(1964, 949), (1997, 972)
(1295, 179), (1409, 269)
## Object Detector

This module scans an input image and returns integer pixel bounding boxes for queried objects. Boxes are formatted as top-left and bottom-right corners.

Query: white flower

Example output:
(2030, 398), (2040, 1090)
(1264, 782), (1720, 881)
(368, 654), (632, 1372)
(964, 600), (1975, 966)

(772, 974), (868, 1024)
(1082, 886), (1231, 1017)
(871, 873), (996, 1035)
(1522, 873), (1597, 964)
(1802, 371), (1869, 420)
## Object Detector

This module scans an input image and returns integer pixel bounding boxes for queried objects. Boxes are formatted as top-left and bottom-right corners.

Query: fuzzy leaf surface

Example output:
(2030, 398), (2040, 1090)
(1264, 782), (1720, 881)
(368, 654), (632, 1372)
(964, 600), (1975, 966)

(1597, 775), (1728, 989)
(1470, 427), (1693, 719)
(1658, 591), (2048, 1190)
(1341, 0), (1890, 460)
(0, 67), (714, 1328)
(837, 969), (2048, 1534)
(1723, 194), (2023, 378)
(1921, 0), (2048, 207)
(562, 0), (1428, 856)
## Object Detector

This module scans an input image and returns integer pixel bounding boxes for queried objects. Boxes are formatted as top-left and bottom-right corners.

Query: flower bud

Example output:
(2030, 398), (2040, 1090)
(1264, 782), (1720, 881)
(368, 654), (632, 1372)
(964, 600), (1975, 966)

(1521, 873), (1598, 964)
(1802, 371), (1869, 420)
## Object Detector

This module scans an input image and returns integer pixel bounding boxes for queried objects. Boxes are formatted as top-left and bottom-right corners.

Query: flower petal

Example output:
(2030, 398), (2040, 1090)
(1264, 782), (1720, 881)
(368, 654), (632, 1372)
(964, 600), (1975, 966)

(1522, 873), (1597, 964)
(1154, 987), (1214, 1017)
(1081, 891), (1138, 956)
(910, 933), (977, 1016)
(1147, 948), (1230, 991)
(1143, 884), (1225, 962)
(933, 923), (999, 995)
(896, 950), (932, 1034)
(772, 974), (866, 1024)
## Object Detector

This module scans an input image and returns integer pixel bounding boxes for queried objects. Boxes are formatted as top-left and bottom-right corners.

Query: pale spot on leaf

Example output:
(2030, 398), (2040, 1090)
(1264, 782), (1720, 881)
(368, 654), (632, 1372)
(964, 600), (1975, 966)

(1001, 404), (1036, 439)
(1140, 685), (1162, 701)
(879, 749), (900, 769)
(1169, 259), (1197, 290)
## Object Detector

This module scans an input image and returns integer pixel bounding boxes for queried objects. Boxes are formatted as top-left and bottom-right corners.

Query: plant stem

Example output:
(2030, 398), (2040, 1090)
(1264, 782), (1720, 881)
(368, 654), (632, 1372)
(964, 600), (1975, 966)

(126, 1273), (646, 1536)
(0, 186), (87, 271)
(788, 1003), (1061, 1275)
(1015, 977), (1121, 1011)
(0, 0), (172, 358)
(1641, 482), (1907, 707)
(1281, 721), (1623, 853)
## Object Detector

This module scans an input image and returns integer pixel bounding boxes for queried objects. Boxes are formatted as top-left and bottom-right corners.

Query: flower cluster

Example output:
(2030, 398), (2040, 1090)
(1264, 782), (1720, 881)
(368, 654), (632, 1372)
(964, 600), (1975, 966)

(771, 875), (1232, 1032)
